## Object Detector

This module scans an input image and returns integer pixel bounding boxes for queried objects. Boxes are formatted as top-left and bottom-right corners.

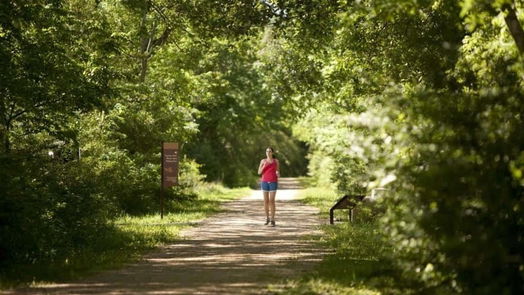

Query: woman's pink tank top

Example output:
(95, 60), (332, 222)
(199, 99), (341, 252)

(261, 160), (278, 182)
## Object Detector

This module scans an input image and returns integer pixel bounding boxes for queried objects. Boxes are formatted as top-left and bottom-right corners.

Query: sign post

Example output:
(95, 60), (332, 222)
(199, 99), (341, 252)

(161, 142), (179, 219)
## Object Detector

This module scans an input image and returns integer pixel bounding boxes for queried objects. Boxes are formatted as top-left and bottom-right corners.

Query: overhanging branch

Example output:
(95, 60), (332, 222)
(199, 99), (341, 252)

(503, 2), (524, 54)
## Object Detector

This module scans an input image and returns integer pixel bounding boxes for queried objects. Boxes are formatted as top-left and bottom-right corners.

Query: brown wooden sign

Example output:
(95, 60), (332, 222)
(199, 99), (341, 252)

(162, 142), (179, 188)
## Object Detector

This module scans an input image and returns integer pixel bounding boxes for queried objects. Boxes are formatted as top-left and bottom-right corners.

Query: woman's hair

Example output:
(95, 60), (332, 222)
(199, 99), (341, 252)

(267, 146), (277, 158)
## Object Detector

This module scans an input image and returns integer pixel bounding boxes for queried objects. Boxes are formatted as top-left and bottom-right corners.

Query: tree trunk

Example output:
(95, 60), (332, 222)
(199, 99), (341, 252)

(139, 45), (150, 83)
(503, 3), (524, 55)
(3, 123), (10, 154)
(137, 0), (171, 83)
(139, 27), (171, 83)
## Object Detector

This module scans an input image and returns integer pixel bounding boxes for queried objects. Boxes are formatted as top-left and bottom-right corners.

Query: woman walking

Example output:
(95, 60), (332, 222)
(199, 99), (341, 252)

(258, 147), (280, 226)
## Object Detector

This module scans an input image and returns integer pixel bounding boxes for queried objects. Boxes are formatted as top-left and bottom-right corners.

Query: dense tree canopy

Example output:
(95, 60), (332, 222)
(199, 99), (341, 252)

(1, 0), (523, 293)
(267, 0), (524, 293)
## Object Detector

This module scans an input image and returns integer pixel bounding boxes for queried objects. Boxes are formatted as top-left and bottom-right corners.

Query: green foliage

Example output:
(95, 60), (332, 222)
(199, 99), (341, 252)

(183, 35), (308, 186)
(77, 111), (206, 215)
(378, 5), (523, 294)
(0, 154), (112, 267)
(0, 0), (114, 152)
(3, 0), (523, 293)
(1, 183), (249, 287)
(304, 150), (337, 188)
(277, 187), (418, 295)
(0, 0), (306, 289)
(272, 0), (524, 293)
(294, 106), (370, 194)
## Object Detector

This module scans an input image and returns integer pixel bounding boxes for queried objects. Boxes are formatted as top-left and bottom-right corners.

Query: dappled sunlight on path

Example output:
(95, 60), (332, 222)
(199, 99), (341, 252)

(4, 178), (325, 295)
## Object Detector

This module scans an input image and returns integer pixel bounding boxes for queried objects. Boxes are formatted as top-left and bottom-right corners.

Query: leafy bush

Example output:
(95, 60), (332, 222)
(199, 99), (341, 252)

(305, 150), (336, 188)
(287, 2), (524, 293)
(382, 88), (524, 294)
(295, 111), (369, 194)
(0, 154), (111, 268)
(178, 158), (206, 189)
(85, 152), (207, 215)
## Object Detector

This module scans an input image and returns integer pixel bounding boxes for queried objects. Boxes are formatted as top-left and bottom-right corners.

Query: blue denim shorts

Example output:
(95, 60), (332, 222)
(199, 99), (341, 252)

(260, 181), (278, 192)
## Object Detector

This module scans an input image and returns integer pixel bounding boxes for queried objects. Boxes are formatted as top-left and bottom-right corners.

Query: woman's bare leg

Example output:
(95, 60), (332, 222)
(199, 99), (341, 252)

(269, 191), (276, 221)
(263, 191), (270, 220)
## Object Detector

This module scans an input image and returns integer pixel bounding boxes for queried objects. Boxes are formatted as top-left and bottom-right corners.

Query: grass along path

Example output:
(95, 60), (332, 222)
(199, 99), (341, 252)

(0, 184), (251, 289)
(3, 179), (327, 294)
(269, 187), (422, 295)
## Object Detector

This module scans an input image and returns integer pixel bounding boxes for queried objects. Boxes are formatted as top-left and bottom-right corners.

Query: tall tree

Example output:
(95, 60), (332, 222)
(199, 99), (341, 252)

(262, 0), (524, 293)
(0, 0), (114, 153)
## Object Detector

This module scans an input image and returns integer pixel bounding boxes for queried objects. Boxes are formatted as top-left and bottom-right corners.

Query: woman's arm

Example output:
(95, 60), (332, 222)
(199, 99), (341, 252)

(258, 159), (266, 175)
(276, 159), (280, 178)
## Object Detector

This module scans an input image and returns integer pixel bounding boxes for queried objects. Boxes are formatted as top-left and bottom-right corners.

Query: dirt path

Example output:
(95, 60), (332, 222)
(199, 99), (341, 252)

(5, 178), (325, 295)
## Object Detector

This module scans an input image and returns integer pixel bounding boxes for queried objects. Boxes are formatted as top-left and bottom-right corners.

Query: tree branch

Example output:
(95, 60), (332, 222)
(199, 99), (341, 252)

(150, 0), (206, 47)
(152, 27), (172, 48)
(503, 3), (524, 54)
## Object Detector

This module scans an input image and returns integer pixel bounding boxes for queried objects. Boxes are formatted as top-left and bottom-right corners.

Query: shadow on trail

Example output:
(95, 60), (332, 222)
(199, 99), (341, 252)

(6, 188), (325, 295)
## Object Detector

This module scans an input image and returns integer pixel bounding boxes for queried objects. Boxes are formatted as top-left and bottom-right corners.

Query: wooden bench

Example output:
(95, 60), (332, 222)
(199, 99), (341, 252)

(329, 194), (366, 224)
(329, 188), (388, 224)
